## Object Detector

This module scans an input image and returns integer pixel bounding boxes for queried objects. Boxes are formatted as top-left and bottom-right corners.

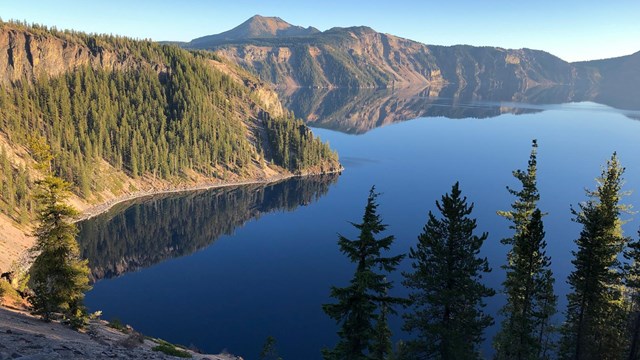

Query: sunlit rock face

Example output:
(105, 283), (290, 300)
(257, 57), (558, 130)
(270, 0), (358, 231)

(184, 16), (639, 111)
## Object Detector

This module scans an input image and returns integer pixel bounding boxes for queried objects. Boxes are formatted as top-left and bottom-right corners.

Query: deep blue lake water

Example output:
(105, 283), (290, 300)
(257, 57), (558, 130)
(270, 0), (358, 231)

(79, 99), (640, 359)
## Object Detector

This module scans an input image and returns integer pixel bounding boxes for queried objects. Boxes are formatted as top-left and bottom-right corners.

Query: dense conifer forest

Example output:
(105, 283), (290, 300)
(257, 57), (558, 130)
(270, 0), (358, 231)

(0, 20), (337, 226)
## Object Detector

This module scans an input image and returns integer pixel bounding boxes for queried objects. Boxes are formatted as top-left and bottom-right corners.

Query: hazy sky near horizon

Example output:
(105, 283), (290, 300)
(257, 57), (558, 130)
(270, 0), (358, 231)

(1, 0), (638, 62)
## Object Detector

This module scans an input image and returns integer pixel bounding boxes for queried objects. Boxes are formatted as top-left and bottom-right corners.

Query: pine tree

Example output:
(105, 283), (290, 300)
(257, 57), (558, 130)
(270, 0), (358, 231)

(323, 187), (405, 360)
(624, 230), (640, 360)
(29, 175), (91, 328)
(494, 140), (557, 360)
(260, 336), (283, 360)
(560, 153), (630, 360)
(402, 182), (495, 360)
(372, 288), (394, 360)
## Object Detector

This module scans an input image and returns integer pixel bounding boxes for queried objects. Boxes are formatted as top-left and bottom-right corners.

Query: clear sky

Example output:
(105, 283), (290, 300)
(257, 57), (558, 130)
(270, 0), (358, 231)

(1, 0), (638, 62)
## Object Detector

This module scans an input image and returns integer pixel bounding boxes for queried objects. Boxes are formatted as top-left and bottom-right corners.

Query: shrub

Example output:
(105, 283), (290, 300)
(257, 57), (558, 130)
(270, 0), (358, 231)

(152, 342), (192, 358)
(108, 318), (129, 333)
(0, 279), (22, 306)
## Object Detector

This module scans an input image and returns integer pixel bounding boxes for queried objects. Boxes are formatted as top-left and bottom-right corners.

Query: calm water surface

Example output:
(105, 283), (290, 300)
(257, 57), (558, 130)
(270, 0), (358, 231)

(80, 100), (640, 359)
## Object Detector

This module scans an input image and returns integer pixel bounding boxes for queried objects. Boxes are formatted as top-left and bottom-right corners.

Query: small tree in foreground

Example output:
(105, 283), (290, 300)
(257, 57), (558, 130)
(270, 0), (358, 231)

(29, 175), (91, 328)
(402, 182), (495, 359)
(323, 186), (405, 360)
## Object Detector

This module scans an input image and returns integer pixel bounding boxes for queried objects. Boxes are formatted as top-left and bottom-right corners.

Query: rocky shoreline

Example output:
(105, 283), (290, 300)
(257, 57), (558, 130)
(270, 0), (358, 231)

(0, 306), (242, 360)
(75, 167), (343, 223)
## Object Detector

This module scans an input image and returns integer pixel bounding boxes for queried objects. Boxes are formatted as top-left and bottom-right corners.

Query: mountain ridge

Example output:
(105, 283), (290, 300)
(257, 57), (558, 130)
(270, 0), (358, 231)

(180, 16), (639, 110)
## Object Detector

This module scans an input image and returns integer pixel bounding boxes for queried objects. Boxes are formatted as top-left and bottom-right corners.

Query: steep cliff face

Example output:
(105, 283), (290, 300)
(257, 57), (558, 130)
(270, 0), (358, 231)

(575, 51), (640, 110)
(184, 16), (640, 110)
(211, 27), (438, 88)
(0, 24), (284, 116)
(0, 27), (139, 84)
(188, 19), (591, 93)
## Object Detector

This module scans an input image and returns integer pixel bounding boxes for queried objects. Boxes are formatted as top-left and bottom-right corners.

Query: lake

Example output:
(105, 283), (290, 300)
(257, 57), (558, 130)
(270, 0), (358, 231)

(79, 89), (640, 359)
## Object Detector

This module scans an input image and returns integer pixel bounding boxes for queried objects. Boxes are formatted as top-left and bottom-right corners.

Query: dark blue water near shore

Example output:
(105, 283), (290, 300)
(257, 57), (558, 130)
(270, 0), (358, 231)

(80, 101), (640, 359)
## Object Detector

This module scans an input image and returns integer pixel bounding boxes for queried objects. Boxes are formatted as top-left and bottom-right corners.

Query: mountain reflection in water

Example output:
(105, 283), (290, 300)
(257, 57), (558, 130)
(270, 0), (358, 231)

(280, 85), (640, 134)
(78, 174), (339, 281)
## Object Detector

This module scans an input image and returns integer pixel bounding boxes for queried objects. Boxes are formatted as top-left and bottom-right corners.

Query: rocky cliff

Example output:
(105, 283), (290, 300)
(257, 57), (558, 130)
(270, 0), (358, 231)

(575, 51), (640, 110)
(0, 22), (283, 116)
(184, 17), (590, 91)
(0, 26), (135, 83)
(183, 16), (638, 110)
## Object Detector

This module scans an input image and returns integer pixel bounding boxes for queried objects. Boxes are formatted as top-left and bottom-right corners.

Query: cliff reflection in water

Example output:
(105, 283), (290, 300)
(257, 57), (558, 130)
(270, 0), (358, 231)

(280, 85), (637, 134)
(78, 174), (339, 281)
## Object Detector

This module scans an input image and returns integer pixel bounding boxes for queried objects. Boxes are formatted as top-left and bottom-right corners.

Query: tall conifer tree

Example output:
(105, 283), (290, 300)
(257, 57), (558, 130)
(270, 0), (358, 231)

(624, 230), (640, 360)
(29, 175), (91, 329)
(494, 140), (557, 360)
(323, 187), (405, 360)
(402, 182), (495, 359)
(560, 153), (630, 360)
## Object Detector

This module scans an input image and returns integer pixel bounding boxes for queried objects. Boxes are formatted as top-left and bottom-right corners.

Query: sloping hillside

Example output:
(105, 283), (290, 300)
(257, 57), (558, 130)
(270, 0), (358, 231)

(0, 20), (340, 270)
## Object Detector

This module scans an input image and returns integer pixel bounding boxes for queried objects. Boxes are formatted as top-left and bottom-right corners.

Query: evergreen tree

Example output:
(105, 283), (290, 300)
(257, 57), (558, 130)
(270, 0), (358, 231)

(494, 140), (557, 360)
(560, 153), (630, 360)
(624, 230), (640, 360)
(402, 182), (495, 360)
(29, 175), (91, 328)
(260, 336), (283, 360)
(371, 287), (394, 360)
(323, 187), (405, 360)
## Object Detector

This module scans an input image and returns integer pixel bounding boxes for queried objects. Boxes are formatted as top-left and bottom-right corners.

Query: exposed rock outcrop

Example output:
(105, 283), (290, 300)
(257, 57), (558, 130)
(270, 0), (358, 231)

(0, 307), (242, 360)
(0, 27), (140, 84)
(183, 16), (639, 110)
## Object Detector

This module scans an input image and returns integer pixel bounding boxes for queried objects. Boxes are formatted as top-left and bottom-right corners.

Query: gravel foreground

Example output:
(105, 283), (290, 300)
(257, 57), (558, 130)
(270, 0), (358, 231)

(0, 307), (242, 360)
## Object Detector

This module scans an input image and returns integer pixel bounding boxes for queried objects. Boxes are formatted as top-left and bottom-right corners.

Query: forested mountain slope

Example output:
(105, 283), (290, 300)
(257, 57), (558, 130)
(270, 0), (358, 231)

(0, 20), (339, 269)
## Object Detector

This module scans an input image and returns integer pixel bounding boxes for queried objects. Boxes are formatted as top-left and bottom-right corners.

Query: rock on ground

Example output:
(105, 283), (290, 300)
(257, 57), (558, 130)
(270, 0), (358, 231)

(0, 306), (241, 360)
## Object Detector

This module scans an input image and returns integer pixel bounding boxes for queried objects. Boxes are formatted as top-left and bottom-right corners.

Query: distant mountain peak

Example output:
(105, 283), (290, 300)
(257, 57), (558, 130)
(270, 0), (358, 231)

(241, 14), (292, 34)
(189, 15), (319, 48)
(247, 14), (285, 23)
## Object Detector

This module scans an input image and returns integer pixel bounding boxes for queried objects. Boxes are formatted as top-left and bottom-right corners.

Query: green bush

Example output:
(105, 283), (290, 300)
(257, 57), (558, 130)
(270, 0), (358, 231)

(107, 318), (129, 332)
(152, 343), (192, 358)
(0, 279), (22, 306)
